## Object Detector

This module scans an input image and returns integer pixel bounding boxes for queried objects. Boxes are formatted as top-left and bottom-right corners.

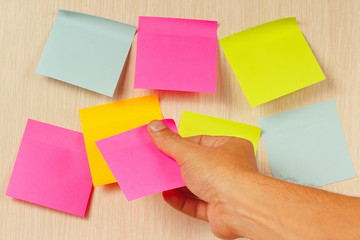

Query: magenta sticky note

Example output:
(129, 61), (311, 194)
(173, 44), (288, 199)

(6, 119), (93, 217)
(134, 16), (217, 93)
(96, 119), (185, 201)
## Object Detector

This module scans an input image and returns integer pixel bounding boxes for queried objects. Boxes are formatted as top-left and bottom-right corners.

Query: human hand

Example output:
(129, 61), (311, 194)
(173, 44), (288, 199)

(147, 120), (259, 239)
(147, 120), (360, 240)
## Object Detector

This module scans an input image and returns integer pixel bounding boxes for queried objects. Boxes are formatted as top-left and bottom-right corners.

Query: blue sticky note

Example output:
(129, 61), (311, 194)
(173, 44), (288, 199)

(36, 10), (136, 96)
(259, 100), (355, 187)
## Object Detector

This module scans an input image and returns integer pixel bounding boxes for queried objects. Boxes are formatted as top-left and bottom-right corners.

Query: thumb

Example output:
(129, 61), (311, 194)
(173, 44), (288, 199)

(147, 120), (199, 166)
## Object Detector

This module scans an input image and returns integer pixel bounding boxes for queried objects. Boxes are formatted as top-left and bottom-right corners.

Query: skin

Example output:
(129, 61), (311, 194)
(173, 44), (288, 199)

(147, 120), (360, 240)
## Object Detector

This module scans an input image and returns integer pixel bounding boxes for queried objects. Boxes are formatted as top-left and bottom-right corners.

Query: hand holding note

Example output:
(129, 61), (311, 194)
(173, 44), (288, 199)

(148, 119), (258, 239)
(96, 119), (184, 201)
(147, 120), (360, 240)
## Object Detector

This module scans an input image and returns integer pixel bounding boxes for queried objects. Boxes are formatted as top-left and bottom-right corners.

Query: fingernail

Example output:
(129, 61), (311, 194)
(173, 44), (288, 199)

(149, 120), (167, 132)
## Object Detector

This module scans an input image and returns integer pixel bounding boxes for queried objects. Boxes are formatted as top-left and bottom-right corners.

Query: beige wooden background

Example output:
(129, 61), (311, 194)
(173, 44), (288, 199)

(1, 0), (359, 239)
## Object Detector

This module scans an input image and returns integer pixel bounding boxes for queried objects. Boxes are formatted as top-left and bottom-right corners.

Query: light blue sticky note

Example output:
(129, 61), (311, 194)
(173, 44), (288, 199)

(259, 100), (355, 187)
(36, 10), (136, 96)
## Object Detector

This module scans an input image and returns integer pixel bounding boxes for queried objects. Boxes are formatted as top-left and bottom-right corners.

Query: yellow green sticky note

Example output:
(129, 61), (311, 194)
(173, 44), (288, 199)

(179, 111), (261, 154)
(220, 18), (325, 107)
(79, 95), (163, 186)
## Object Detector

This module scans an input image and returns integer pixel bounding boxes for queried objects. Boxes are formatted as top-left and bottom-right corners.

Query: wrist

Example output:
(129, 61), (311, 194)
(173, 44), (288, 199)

(218, 172), (280, 239)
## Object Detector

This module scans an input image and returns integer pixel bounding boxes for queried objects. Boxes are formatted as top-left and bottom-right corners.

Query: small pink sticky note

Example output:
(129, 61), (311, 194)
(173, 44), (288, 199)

(6, 119), (93, 217)
(96, 119), (185, 201)
(134, 16), (217, 93)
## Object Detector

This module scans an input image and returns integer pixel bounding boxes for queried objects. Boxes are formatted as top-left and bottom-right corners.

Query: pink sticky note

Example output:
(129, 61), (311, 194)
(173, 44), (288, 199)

(6, 119), (93, 217)
(96, 119), (185, 201)
(134, 16), (217, 93)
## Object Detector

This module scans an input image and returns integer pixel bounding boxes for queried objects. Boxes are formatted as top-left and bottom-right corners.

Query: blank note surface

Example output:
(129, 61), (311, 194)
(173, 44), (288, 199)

(134, 16), (217, 93)
(36, 10), (136, 96)
(220, 18), (325, 107)
(6, 119), (93, 217)
(259, 100), (355, 186)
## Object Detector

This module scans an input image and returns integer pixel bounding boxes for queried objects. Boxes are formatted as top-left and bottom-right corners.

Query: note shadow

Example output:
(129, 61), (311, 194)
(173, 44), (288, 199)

(11, 196), (93, 219)
(112, 45), (134, 99)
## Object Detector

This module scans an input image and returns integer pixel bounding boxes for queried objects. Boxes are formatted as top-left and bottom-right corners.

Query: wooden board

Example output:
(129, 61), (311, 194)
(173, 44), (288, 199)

(1, 0), (359, 239)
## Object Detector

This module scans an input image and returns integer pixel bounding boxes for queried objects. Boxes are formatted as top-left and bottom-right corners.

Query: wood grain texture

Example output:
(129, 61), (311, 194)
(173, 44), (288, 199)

(0, 0), (359, 239)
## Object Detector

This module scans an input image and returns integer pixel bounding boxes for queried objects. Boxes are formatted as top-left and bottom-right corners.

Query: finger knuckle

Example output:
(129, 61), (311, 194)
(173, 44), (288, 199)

(163, 133), (181, 145)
